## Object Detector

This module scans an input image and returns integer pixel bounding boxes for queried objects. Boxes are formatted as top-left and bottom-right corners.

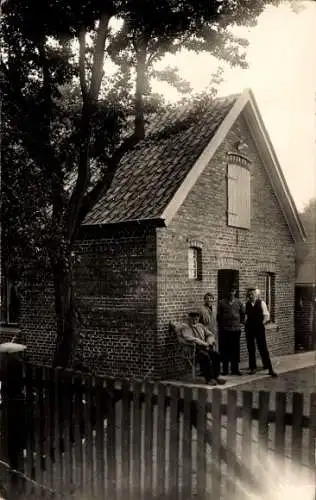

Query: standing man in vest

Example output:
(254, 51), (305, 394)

(245, 288), (277, 377)
(217, 284), (245, 376)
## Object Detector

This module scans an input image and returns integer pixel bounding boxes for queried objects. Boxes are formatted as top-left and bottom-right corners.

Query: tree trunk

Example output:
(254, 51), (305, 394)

(134, 46), (146, 139)
(52, 258), (79, 368)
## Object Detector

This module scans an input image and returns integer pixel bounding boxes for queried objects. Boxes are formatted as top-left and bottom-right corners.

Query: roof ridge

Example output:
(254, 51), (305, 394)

(136, 93), (239, 146)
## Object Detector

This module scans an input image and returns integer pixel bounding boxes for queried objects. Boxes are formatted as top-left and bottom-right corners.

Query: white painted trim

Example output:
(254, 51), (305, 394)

(243, 90), (306, 243)
(161, 89), (252, 225)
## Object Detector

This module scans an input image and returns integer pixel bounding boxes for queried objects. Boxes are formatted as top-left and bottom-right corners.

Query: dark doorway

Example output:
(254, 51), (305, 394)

(217, 269), (239, 301)
(295, 285), (315, 351)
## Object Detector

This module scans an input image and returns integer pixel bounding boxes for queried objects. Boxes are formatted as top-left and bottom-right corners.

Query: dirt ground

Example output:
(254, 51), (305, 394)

(232, 366), (316, 392)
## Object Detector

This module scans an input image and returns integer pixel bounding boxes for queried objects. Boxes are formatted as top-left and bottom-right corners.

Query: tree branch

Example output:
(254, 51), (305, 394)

(146, 50), (159, 68)
(66, 12), (112, 242)
(69, 23), (149, 236)
(78, 27), (88, 101)
(76, 40), (149, 228)
(38, 41), (53, 137)
(6, 76), (61, 188)
(4, 49), (64, 227)
(66, 101), (92, 242)
(89, 12), (110, 100)
(51, 173), (66, 237)
(2, 182), (24, 206)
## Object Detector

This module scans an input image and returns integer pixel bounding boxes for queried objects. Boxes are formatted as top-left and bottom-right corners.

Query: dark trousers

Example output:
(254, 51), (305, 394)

(197, 347), (221, 382)
(245, 326), (273, 372)
(219, 329), (241, 374)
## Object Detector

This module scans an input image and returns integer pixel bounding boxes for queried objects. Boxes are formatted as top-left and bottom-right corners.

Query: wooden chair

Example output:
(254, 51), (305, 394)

(169, 321), (197, 378)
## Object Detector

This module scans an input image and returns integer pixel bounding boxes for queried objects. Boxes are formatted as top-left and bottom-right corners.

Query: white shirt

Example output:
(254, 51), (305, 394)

(249, 299), (270, 324)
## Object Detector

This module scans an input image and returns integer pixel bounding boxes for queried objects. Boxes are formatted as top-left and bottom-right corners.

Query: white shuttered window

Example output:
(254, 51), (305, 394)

(227, 163), (251, 229)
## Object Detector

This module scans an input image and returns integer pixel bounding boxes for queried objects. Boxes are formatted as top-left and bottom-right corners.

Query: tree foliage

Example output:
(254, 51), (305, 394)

(301, 198), (316, 236)
(2, 0), (283, 368)
(297, 197), (316, 264)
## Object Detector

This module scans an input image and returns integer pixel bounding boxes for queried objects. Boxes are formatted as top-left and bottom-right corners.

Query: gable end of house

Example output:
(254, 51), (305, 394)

(161, 88), (305, 245)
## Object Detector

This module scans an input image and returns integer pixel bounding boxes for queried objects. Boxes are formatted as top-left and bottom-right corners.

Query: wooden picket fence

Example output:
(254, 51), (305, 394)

(0, 363), (316, 499)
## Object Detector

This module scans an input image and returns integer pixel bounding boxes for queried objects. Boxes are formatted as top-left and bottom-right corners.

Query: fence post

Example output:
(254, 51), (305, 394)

(0, 346), (27, 499)
(196, 388), (207, 500)
(0, 354), (9, 464)
(0, 353), (10, 499)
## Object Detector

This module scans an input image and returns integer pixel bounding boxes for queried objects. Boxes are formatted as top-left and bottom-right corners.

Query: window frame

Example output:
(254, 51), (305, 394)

(1, 274), (20, 326)
(188, 246), (202, 281)
(264, 272), (276, 323)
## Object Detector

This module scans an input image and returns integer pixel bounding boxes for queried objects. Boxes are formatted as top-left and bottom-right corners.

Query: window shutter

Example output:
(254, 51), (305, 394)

(227, 164), (239, 227)
(227, 164), (250, 229)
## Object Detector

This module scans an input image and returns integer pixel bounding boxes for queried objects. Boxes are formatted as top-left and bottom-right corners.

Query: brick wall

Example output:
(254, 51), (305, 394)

(13, 224), (158, 378)
(73, 225), (157, 378)
(156, 116), (296, 378)
(17, 279), (57, 365)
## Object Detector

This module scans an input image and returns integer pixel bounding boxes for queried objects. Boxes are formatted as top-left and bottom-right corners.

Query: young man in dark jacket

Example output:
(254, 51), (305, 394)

(245, 288), (277, 377)
(199, 293), (217, 334)
(217, 285), (245, 376)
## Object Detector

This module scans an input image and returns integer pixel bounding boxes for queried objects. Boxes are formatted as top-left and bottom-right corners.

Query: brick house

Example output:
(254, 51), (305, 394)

(1, 88), (305, 379)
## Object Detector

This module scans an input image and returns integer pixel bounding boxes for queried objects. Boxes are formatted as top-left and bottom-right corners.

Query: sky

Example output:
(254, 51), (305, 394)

(153, 1), (316, 213)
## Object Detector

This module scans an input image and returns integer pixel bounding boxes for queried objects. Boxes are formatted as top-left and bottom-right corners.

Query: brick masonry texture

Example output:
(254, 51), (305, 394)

(2, 116), (296, 380)
(13, 225), (158, 378)
(73, 225), (157, 378)
(16, 280), (58, 366)
(156, 116), (296, 378)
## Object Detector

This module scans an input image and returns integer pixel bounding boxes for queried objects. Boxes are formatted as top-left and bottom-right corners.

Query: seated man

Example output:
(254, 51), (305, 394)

(180, 308), (226, 386)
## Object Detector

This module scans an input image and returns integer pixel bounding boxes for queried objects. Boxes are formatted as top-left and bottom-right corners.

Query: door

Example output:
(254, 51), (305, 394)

(217, 269), (240, 302)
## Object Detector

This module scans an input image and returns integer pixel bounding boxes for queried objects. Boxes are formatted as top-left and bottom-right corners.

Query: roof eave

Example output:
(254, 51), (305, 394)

(78, 217), (166, 239)
(296, 281), (316, 286)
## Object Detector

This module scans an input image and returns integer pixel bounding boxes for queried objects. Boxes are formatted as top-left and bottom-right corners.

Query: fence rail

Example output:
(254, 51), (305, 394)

(0, 362), (315, 499)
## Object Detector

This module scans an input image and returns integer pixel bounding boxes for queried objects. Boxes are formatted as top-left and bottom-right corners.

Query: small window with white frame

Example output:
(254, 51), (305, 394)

(188, 247), (202, 280)
(257, 272), (276, 322)
(264, 272), (275, 322)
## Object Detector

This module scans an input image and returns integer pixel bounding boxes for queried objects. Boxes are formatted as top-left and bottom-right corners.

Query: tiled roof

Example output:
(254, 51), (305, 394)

(84, 94), (239, 226)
